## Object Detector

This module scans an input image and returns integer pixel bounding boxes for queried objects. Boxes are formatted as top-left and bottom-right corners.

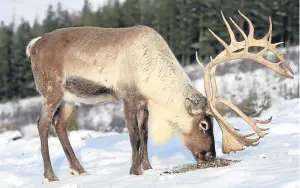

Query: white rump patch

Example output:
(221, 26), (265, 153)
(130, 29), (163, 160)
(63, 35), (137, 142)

(26, 36), (42, 57)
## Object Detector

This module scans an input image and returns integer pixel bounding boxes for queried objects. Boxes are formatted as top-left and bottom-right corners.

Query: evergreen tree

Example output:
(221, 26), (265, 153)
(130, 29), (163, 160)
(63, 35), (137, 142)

(95, 0), (121, 28)
(0, 23), (9, 101)
(119, 0), (141, 26)
(82, 0), (93, 25)
(13, 19), (36, 99)
(56, 2), (72, 28)
(43, 4), (58, 32)
(31, 18), (42, 37)
(0, 22), (15, 101)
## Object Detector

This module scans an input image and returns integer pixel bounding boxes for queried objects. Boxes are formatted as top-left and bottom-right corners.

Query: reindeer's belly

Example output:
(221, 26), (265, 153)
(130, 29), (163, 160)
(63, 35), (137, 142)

(63, 76), (117, 104)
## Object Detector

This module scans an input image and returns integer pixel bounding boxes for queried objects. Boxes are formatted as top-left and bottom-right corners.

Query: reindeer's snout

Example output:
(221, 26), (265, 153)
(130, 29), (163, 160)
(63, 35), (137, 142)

(195, 151), (216, 162)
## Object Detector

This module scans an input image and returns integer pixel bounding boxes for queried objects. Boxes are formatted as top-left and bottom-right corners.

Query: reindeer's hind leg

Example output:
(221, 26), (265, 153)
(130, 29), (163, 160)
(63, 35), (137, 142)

(137, 102), (152, 170)
(38, 95), (62, 183)
(31, 49), (65, 182)
(53, 102), (86, 175)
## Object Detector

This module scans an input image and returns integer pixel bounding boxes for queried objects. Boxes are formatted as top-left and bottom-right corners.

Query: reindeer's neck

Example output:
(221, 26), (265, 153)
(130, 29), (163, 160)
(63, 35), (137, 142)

(129, 39), (205, 144)
(147, 82), (203, 144)
(147, 84), (203, 144)
(135, 54), (193, 111)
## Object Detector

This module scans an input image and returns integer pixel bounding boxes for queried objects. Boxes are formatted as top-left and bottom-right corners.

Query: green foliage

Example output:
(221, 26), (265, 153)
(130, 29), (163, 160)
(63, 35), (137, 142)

(218, 89), (271, 117)
(0, 0), (298, 102)
(238, 90), (271, 117)
(0, 22), (15, 101)
(13, 20), (37, 98)
(0, 123), (17, 133)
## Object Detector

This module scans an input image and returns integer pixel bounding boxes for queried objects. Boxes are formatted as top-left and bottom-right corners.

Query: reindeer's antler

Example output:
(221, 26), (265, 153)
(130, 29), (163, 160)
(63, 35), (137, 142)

(196, 11), (294, 154)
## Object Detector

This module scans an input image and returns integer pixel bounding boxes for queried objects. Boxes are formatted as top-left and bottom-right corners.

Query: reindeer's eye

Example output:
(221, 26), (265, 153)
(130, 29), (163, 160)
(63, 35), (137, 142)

(199, 120), (209, 131)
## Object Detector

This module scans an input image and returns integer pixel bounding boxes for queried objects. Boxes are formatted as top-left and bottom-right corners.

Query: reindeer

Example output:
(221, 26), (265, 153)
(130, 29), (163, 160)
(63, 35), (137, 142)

(26, 11), (293, 183)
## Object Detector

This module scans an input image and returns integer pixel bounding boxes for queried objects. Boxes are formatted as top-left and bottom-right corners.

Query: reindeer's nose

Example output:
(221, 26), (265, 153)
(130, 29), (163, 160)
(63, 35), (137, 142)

(204, 151), (216, 161)
(196, 151), (216, 162)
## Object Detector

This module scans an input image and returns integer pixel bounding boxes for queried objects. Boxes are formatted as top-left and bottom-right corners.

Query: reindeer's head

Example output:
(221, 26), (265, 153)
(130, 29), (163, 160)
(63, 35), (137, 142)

(190, 11), (294, 156)
(180, 114), (216, 162)
(180, 96), (216, 162)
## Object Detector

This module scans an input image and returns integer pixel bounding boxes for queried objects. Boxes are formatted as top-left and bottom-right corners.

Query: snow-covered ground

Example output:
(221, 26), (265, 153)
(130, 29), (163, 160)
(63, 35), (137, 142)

(0, 98), (299, 188)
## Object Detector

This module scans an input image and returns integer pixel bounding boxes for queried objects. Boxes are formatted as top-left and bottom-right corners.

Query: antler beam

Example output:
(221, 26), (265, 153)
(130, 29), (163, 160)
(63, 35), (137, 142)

(196, 11), (294, 153)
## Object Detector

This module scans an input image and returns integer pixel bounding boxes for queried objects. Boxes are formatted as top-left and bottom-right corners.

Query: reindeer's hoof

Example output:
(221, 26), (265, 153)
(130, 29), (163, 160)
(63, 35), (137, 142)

(129, 166), (142, 175)
(43, 175), (59, 184)
(142, 162), (152, 171)
(69, 168), (87, 175)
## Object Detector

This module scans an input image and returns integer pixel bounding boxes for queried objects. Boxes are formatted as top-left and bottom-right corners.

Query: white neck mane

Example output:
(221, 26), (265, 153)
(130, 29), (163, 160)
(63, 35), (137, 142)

(129, 30), (204, 144)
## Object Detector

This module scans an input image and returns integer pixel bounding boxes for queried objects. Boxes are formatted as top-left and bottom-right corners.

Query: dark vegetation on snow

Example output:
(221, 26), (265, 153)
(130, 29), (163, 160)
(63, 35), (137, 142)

(162, 158), (241, 174)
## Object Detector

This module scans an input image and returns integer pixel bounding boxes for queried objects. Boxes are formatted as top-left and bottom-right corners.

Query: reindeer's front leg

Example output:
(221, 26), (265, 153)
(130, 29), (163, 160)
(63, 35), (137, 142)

(137, 102), (152, 170)
(124, 101), (142, 175)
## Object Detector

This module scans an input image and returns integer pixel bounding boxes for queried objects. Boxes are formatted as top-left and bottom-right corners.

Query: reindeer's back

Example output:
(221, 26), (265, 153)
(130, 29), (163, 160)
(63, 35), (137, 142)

(34, 27), (145, 79)
(30, 26), (164, 101)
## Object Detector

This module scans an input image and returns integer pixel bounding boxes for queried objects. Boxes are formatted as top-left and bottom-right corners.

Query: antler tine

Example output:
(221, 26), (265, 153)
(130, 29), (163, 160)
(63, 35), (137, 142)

(255, 18), (294, 75)
(195, 51), (205, 70)
(210, 60), (217, 104)
(260, 21), (294, 76)
(212, 107), (261, 153)
(274, 42), (284, 46)
(238, 10), (254, 39)
(208, 28), (231, 54)
(273, 45), (294, 75)
(221, 11), (236, 44)
(263, 17), (272, 40)
(229, 17), (249, 52)
(256, 17), (272, 56)
(257, 116), (272, 123)
(216, 97), (271, 137)
(261, 57), (294, 79)
(283, 60), (294, 75)
(256, 32), (272, 57)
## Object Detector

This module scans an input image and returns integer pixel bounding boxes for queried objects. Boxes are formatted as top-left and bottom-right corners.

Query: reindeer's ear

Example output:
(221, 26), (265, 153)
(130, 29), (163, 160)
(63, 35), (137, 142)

(185, 98), (202, 115)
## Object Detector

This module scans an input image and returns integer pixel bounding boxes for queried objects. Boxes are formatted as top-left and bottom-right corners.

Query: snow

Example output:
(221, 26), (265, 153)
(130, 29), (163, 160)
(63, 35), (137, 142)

(0, 98), (299, 188)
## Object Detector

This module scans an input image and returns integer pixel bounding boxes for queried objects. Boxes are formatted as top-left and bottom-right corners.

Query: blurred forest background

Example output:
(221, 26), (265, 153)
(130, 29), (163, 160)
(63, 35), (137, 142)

(0, 0), (299, 102)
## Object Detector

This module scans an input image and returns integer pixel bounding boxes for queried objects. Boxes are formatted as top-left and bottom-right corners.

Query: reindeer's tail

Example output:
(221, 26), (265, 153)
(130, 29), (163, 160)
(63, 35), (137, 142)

(26, 36), (42, 57)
